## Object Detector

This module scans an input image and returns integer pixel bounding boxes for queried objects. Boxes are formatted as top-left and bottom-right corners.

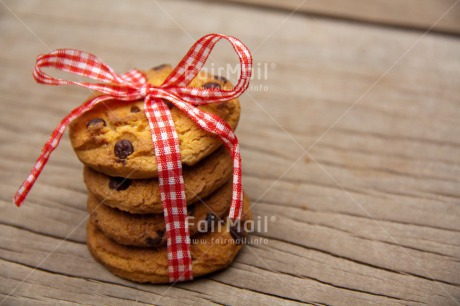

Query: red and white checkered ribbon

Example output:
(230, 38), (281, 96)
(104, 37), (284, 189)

(13, 34), (252, 282)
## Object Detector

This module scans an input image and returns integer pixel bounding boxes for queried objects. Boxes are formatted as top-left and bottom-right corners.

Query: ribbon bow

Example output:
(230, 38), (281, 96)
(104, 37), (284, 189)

(14, 34), (252, 282)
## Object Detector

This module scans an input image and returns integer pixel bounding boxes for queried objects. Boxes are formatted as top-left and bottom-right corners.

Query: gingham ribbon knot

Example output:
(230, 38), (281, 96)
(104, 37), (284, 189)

(139, 83), (151, 96)
(14, 34), (252, 283)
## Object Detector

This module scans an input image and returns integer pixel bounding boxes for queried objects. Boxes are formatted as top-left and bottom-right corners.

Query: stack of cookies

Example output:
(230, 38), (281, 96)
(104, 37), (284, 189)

(68, 65), (252, 283)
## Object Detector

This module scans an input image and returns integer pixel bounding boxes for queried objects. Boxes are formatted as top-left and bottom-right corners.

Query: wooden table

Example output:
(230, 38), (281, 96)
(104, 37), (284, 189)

(1, 1), (459, 305)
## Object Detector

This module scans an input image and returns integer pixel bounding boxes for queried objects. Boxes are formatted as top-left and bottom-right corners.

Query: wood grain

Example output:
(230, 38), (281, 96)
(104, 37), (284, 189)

(216, 0), (460, 35)
(0, 0), (459, 305)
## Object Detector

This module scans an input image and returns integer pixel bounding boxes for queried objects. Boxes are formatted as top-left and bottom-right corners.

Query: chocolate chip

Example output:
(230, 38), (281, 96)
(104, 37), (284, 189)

(230, 221), (247, 244)
(187, 205), (195, 216)
(130, 105), (141, 113)
(86, 118), (106, 129)
(214, 75), (228, 83)
(161, 98), (173, 109)
(203, 82), (221, 89)
(145, 236), (162, 247)
(145, 230), (164, 247)
(152, 64), (168, 71)
(217, 102), (228, 110)
(108, 177), (132, 191)
(114, 139), (134, 159)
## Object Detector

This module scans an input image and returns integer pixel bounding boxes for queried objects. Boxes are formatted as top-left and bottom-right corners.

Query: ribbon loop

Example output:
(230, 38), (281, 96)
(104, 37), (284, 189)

(15, 34), (252, 283)
(34, 49), (121, 84)
(34, 50), (146, 101)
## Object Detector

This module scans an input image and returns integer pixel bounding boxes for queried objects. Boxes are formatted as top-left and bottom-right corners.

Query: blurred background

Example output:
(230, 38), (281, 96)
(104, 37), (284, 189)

(1, 1), (460, 305)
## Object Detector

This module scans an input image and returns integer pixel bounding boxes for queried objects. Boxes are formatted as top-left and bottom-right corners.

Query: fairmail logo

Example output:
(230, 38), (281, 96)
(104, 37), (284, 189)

(188, 215), (275, 233)
(186, 61), (277, 92)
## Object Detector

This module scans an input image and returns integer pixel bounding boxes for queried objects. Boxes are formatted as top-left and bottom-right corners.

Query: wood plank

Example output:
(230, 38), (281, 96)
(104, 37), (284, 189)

(216, 0), (460, 35)
(0, 225), (429, 305)
(0, 0), (459, 305)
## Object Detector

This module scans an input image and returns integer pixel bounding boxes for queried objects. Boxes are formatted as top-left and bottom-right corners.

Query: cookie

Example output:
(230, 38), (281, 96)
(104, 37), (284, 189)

(69, 64), (240, 179)
(87, 180), (234, 247)
(87, 194), (252, 283)
(84, 146), (232, 214)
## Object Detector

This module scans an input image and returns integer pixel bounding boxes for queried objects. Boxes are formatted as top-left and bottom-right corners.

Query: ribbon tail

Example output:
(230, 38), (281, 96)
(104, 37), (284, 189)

(173, 100), (243, 220)
(144, 96), (193, 282)
(13, 95), (114, 207)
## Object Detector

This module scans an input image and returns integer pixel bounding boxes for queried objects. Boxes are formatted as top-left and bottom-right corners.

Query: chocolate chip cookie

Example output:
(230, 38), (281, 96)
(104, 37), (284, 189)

(87, 180), (234, 247)
(69, 64), (240, 179)
(84, 146), (232, 214)
(87, 193), (252, 283)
